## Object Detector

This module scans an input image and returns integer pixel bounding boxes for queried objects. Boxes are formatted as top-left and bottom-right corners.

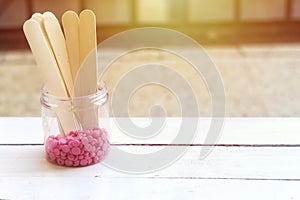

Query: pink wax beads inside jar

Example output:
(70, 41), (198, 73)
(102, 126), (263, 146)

(41, 83), (110, 167)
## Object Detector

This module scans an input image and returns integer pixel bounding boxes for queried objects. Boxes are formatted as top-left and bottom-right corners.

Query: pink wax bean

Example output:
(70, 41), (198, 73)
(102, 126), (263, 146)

(93, 157), (100, 163)
(52, 140), (58, 148)
(61, 145), (70, 153)
(101, 128), (108, 137)
(59, 138), (67, 145)
(68, 141), (75, 148)
(73, 160), (80, 167)
(65, 159), (73, 167)
(47, 139), (56, 149)
(98, 140), (104, 147)
(67, 154), (74, 161)
(48, 152), (56, 161)
(85, 156), (91, 161)
(85, 144), (92, 152)
(57, 158), (64, 166)
(81, 137), (88, 146)
(73, 140), (80, 147)
(97, 150), (103, 157)
(73, 155), (79, 161)
(92, 139), (98, 145)
(48, 135), (54, 139)
(92, 127), (99, 132)
(46, 138), (53, 145)
(71, 147), (81, 155)
(80, 150), (85, 155)
(88, 135), (94, 142)
(80, 159), (88, 166)
(92, 132), (99, 138)
(53, 148), (60, 156)
(69, 131), (76, 136)
(102, 143), (109, 152)
(60, 151), (67, 157)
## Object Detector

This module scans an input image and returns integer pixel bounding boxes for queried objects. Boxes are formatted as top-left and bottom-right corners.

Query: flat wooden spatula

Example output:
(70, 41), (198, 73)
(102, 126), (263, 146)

(73, 9), (98, 129)
(62, 11), (80, 83)
(23, 18), (66, 97)
(23, 14), (78, 135)
(43, 12), (74, 97)
(75, 9), (98, 97)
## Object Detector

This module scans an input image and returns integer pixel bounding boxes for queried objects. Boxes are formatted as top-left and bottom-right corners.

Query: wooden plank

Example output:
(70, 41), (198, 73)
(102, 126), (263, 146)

(0, 117), (300, 145)
(0, 177), (299, 200)
(110, 117), (300, 145)
(0, 146), (300, 180)
(0, 117), (43, 144)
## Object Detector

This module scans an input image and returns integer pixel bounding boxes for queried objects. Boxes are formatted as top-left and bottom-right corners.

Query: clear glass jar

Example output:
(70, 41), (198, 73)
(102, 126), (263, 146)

(41, 83), (110, 167)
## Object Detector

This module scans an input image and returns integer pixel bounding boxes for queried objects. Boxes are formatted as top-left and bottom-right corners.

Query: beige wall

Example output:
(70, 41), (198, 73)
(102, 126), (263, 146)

(1, 0), (300, 28)
(84, 0), (131, 25)
(188, 0), (235, 22)
(240, 0), (286, 21)
(32, 0), (81, 18)
(0, 0), (28, 28)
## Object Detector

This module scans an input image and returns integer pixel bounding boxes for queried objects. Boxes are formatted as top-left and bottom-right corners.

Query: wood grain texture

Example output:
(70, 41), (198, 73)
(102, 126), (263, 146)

(62, 11), (80, 82)
(43, 11), (74, 96)
(0, 117), (299, 199)
(0, 145), (300, 180)
(1, 177), (299, 200)
(1, 118), (299, 145)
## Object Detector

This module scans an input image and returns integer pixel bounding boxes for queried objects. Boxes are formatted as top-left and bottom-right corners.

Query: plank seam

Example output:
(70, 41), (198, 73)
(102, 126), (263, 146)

(1, 144), (300, 147)
(93, 176), (300, 182)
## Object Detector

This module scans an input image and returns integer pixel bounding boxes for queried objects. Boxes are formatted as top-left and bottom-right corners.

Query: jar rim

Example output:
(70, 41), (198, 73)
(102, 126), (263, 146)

(41, 82), (108, 103)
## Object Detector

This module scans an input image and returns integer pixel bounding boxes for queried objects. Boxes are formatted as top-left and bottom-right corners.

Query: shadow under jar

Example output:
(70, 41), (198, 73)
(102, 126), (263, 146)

(41, 83), (110, 167)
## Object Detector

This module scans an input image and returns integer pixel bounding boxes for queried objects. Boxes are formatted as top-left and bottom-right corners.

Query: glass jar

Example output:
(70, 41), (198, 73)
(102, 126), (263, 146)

(41, 83), (110, 167)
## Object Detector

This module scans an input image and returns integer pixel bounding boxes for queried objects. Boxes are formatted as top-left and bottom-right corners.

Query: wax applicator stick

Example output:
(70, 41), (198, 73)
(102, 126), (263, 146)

(30, 13), (74, 134)
(62, 11), (80, 82)
(23, 19), (67, 99)
(23, 17), (78, 135)
(43, 12), (74, 97)
(31, 13), (43, 21)
(77, 9), (97, 96)
(73, 9), (98, 130)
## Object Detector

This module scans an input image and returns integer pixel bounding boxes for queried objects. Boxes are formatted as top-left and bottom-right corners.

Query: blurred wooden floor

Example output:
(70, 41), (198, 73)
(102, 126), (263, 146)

(0, 44), (299, 117)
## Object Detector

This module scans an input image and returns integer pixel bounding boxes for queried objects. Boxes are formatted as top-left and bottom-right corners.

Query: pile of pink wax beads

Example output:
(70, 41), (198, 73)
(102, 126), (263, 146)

(45, 127), (109, 167)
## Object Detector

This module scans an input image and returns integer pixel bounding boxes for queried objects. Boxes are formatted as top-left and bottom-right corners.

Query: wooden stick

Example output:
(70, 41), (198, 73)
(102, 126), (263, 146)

(76, 9), (98, 96)
(73, 9), (99, 130)
(62, 11), (80, 84)
(23, 17), (78, 136)
(43, 12), (74, 97)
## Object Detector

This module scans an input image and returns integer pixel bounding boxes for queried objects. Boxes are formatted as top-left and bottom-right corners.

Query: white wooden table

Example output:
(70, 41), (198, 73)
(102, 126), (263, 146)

(0, 117), (300, 200)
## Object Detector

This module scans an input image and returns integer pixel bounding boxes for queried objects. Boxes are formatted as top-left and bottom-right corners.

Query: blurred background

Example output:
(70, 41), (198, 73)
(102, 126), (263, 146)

(0, 0), (299, 117)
